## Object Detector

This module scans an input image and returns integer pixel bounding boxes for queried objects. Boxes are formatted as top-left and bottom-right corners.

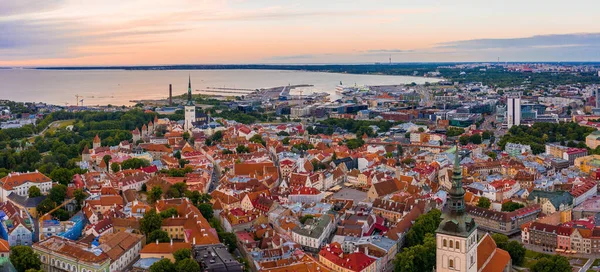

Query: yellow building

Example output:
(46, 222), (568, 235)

(586, 131), (600, 149)
(574, 155), (600, 174)
(140, 241), (191, 262)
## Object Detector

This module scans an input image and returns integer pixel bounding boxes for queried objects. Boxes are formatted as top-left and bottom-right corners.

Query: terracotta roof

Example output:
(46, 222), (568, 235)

(1, 172), (51, 190)
(141, 242), (191, 254)
(477, 233), (511, 272)
(0, 239), (9, 253)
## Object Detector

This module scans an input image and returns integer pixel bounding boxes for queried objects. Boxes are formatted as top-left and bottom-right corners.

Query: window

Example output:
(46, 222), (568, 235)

(456, 241), (460, 250)
(449, 259), (454, 268)
(449, 241), (453, 248)
(443, 239), (447, 247)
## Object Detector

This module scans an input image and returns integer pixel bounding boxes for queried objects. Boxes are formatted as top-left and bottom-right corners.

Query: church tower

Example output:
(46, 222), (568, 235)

(184, 75), (195, 132)
(436, 146), (478, 272)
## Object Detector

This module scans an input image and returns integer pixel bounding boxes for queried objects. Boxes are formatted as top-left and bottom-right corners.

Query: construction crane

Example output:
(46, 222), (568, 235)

(75, 94), (82, 106)
(38, 198), (75, 241)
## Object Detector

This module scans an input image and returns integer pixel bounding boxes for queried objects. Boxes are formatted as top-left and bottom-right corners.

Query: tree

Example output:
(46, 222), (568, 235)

(160, 207), (179, 218)
(345, 138), (364, 150)
(52, 208), (70, 221)
(121, 158), (151, 170)
(48, 184), (67, 203)
(477, 197), (491, 209)
(482, 130), (492, 140)
(178, 159), (189, 168)
(396, 145), (404, 158)
(174, 150), (181, 159)
(111, 162), (120, 173)
(149, 259), (176, 272)
(249, 134), (266, 146)
(140, 210), (163, 235)
(198, 203), (214, 220)
(176, 258), (201, 272)
(491, 233), (509, 249)
(501, 201), (524, 212)
(531, 255), (572, 272)
(10, 245), (42, 272)
(404, 209), (442, 247)
(28, 186), (42, 198)
(219, 232), (238, 253)
(147, 229), (170, 243)
(183, 132), (190, 141)
(470, 134), (482, 144)
(459, 135), (469, 145)
(236, 145), (250, 153)
(299, 214), (314, 224)
(282, 137), (290, 145)
(394, 233), (436, 272)
(36, 198), (56, 215)
(102, 155), (112, 171)
(174, 248), (192, 262)
(487, 151), (497, 160)
(446, 127), (465, 137)
(49, 168), (73, 186)
(505, 241), (526, 266)
(73, 189), (87, 209)
(148, 186), (163, 203)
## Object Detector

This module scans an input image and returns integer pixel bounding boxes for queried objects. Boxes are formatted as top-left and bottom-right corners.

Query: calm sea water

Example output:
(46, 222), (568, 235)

(0, 69), (438, 106)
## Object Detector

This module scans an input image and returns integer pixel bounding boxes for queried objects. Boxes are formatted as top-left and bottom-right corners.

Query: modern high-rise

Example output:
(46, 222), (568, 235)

(506, 96), (521, 129)
(596, 88), (600, 108)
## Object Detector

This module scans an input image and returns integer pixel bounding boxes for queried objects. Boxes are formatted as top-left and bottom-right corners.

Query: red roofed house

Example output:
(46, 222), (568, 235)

(319, 242), (377, 272)
(288, 186), (324, 204)
(0, 171), (53, 202)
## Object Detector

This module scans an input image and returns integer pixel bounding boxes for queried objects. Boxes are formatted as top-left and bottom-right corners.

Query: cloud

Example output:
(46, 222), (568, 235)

(0, 0), (65, 17)
(265, 54), (316, 61)
(436, 33), (600, 50)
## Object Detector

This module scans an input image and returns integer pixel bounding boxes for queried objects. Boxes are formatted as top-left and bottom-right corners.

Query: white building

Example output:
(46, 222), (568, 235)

(292, 215), (334, 251)
(0, 172), (53, 202)
(507, 96), (521, 129)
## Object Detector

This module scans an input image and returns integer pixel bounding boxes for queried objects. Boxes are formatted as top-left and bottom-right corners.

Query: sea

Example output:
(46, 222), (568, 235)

(0, 69), (439, 106)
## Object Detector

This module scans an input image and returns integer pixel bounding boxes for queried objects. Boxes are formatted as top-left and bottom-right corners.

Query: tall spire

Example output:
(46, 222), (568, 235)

(186, 74), (194, 106)
(436, 143), (476, 237)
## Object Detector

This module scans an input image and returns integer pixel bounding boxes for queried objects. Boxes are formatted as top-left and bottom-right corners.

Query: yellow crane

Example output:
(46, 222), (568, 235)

(38, 198), (75, 241)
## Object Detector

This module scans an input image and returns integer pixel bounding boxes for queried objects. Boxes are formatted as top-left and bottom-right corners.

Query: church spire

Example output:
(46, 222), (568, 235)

(448, 144), (466, 214)
(186, 74), (193, 106)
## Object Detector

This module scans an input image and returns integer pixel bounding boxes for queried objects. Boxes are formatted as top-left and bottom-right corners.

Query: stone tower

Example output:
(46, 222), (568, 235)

(184, 75), (196, 132)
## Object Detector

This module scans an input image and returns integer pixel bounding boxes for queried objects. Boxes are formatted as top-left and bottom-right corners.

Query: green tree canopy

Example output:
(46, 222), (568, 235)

(49, 168), (73, 186)
(28, 186), (42, 198)
(505, 240), (526, 266)
(149, 259), (176, 272)
(404, 209), (442, 247)
(140, 210), (163, 235)
(10, 245), (42, 272)
(176, 258), (201, 272)
(394, 233), (436, 272)
(148, 186), (163, 203)
(147, 230), (170, 243)
(491, 233), (509, 249)
(477, 197), (491, 209)
(198, 203), (214, 220)
(531, 255), (572, 272)
(36, 198), (56, 215)
(501, 201), (525, 212)
(173, 248), (192, 262)
(48, 184), (68, 203)
(121, 158), (151, 170)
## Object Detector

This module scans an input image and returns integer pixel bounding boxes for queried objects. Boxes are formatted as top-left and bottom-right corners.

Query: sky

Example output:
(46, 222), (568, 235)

(1, 0), (600, 66)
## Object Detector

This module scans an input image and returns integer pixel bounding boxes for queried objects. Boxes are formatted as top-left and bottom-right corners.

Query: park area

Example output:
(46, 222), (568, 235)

(516, 250), (590, 272)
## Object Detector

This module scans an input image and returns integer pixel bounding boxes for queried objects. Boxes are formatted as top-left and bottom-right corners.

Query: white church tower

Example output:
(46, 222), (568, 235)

(184, 75), (195, 131)
(436, 146), (478, 272)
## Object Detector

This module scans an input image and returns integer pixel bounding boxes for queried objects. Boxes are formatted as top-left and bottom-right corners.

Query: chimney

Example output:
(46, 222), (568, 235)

(170, 239), (173, 246)
(193, 237), (196, 245)
(169, 84), (173, 106)
(156, 239), (159, 245)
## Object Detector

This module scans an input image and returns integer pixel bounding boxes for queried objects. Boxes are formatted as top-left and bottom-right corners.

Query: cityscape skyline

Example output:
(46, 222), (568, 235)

(2, 0), (600, 66)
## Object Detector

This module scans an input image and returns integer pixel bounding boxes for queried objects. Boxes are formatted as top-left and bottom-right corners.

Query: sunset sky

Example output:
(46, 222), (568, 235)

(2, 0), (600, 66)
